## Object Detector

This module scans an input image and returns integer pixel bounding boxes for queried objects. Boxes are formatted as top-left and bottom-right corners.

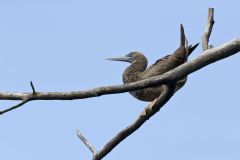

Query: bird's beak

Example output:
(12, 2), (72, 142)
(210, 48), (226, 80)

(106, 56), (133, 63)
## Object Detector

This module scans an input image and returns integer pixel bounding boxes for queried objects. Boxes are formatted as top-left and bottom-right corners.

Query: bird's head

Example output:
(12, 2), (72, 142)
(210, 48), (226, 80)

(106, 52), (146, 64)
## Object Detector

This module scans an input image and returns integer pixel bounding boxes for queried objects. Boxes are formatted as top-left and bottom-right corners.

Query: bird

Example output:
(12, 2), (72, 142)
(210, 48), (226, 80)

(107, 24), (199, 102)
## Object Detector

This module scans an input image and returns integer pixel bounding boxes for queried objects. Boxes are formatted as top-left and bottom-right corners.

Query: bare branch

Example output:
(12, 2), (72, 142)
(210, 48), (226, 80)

(30, 81), (36, 94)
(202, 8), (215, 51)
(93, 84), (175, 160)
(76, 129), (97, 155)
(0, 38), (238, 103)
(0, 38), (239, 115)
(0, 99), (30, 115)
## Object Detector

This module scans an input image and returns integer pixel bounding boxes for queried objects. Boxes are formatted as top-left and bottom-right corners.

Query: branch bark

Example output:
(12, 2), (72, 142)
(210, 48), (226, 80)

(93, 84), (175, 160)
(202, 8), (215, 51)
(76, 129), (97, 155)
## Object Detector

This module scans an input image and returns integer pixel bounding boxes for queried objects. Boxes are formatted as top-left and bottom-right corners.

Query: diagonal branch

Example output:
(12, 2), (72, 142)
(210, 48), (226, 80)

(92, 84), (175, 160)
(0, 38), (239, 115)
(202, 8), (215, 51)
(76, 129), (97, 155)
(0, 99), (30, 115)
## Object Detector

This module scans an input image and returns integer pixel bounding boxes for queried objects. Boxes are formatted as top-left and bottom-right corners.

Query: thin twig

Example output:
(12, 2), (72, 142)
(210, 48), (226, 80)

(30, 81), (36, 94)
(76, 129), (97, 155)
(93, 84), (175, 160)
(0, 99), (30, 115)
(202, 8), (215, 51)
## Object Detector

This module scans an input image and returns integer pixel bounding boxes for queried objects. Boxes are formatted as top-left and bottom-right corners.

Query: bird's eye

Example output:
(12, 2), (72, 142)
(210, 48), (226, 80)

(126, 53), (134, 57)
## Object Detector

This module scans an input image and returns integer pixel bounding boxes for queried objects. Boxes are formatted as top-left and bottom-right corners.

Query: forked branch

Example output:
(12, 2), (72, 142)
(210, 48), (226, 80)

(77, 7), (240, 160)
(76, 84), (175, 160)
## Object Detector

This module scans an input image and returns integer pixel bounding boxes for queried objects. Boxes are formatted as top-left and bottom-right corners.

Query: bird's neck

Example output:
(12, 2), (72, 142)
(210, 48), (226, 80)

(122, 60), (147, 84)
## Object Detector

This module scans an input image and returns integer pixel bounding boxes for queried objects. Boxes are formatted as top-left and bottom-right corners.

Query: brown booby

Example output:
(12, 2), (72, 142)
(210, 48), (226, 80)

(107, 24), (199, 101)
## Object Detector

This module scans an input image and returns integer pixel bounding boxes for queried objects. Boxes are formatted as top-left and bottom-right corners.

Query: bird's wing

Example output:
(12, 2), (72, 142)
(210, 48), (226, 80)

(141, 24), (199, 79)
(142, 47), (186, 79)
(141, 54), (173, 79)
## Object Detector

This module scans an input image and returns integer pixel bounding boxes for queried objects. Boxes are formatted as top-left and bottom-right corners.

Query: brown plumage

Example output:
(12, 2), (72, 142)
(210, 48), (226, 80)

(107, 24), (199, 102)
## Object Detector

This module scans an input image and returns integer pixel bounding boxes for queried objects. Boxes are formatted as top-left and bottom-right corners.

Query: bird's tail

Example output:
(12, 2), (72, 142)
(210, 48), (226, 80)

(180, 24), (199, 56)
(180, 24), (185, 47)
(188, 43), (199, 56)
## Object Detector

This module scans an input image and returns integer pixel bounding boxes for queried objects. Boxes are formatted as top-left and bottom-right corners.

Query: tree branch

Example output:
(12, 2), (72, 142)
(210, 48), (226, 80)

(30, 81), (36, 95)
(88, 7), (238, 160)
(202, 8), (215, 51)
(0, 99), (30, 115)
(0, 38), (239, 101)
(0, 38), (239, 115)
(92, 84), (175, 160)
(76, 129), (97, 155)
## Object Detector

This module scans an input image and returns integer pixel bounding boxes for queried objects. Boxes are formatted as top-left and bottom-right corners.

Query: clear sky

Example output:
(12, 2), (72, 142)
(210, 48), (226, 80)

(0, 0), (240, 160)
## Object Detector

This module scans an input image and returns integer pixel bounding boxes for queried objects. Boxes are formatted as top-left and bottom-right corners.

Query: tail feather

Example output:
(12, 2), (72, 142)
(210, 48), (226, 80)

(188, 43), (199, 56)
(180, 24), (185, 47)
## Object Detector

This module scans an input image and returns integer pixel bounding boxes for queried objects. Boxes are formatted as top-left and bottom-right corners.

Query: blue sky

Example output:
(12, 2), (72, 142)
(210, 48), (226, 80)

(0, 1), (240, 160)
